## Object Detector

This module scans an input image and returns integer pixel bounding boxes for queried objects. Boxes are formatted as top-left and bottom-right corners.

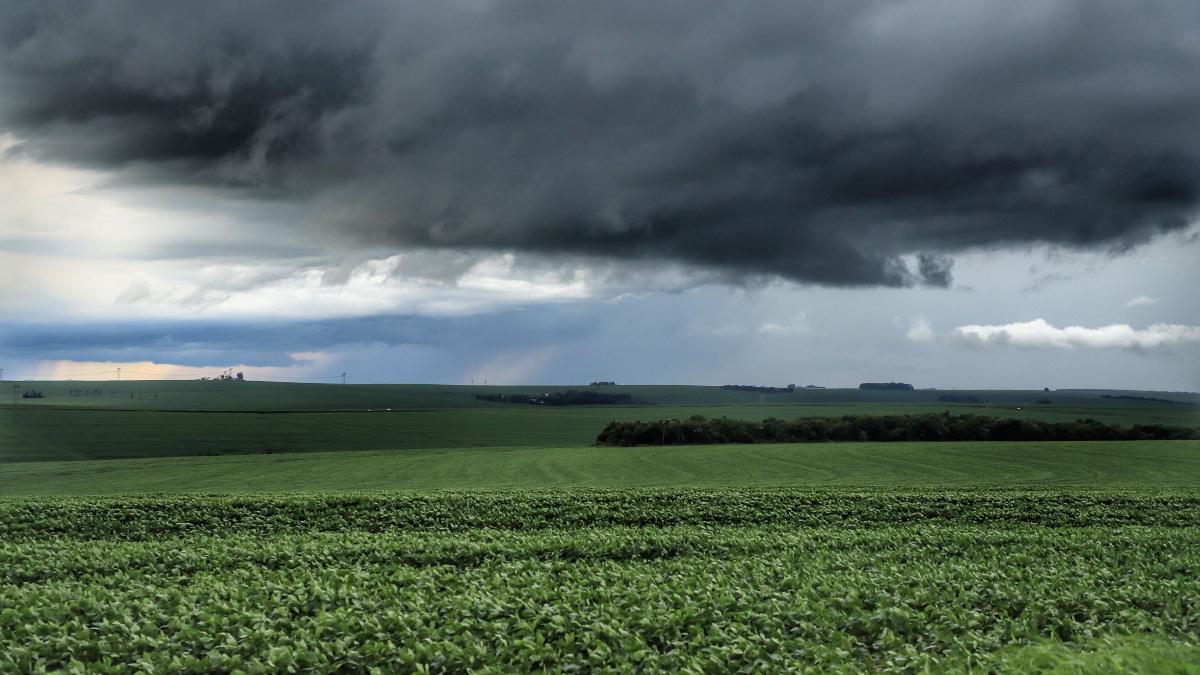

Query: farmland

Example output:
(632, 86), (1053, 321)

(1, 381), (1199, 671)
(2, 381), (1197, 462)
(0, 440), (1198, 496)
(2, 492), (1199, 672)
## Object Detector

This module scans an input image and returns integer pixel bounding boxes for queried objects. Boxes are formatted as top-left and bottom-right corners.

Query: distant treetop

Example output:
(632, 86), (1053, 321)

(859, 382), (914, 391)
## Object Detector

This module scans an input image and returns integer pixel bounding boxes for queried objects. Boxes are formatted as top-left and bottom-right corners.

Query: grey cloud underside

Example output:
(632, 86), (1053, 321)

(0, 310), (592, 367)
(4, 1), (1200, 286)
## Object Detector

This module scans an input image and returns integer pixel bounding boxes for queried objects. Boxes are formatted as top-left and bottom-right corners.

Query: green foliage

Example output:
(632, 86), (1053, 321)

(596, 412), (1200, 446)
(5, 491), (1200, 540)
(994, 635), (1200, 673)
(1, 491), (1197, 672)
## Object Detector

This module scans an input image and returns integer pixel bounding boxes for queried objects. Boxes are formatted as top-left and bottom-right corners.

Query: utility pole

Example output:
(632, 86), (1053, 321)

(341, 372), (347, 385)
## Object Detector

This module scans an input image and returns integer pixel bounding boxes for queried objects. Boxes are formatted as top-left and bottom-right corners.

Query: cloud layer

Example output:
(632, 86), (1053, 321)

(4, 1), (1200, 286)
(951, 319), (1200, 351)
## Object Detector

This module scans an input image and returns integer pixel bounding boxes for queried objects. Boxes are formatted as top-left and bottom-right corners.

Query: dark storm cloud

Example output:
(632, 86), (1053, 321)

(3, 1), (1200, 287)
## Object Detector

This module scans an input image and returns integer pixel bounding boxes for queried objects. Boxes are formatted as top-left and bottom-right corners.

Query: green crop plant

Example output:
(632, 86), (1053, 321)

(1, 490), (1197, 672)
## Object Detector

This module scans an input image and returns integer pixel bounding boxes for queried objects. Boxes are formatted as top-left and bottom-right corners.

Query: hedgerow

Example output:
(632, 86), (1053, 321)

(595, 412), (1200, 446)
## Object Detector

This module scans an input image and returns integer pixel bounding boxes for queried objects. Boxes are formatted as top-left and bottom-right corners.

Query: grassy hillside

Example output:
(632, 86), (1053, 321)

(1, 439), (1196, 495)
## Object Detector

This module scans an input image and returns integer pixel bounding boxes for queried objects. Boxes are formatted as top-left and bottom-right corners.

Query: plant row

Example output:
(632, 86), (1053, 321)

(2, 524), (1197, 673)
(4, 490), (1199, 541)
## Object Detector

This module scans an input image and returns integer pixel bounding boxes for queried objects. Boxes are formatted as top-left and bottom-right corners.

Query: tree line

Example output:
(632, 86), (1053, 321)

(859, 382), (914, 391)
(477, 390), (633, 406)
(595, 412), (1200, 446)
(1101, 394), (1197, 406)
(720, 385), (795, 394)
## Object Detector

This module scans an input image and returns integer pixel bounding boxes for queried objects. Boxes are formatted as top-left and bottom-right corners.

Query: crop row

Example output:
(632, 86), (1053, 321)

(3, 490), (1200, 541)
(2, 524), (1198, 673)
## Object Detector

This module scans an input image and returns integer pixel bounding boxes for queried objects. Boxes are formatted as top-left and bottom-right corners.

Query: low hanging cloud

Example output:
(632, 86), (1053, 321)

(3, 2), (1200, 287)
(950, 319), (1200, 351)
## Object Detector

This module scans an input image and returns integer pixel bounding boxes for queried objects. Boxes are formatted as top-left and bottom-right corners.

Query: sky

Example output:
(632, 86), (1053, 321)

(0, 1), (1198, 389)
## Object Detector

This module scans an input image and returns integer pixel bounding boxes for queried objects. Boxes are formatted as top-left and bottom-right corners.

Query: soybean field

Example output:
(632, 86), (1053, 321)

(1, 382), (1198, 672)
(2, 492), (1199, 672)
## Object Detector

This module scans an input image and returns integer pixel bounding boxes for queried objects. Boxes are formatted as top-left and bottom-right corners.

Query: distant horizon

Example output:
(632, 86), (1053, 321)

(6, 375), (1198, 396)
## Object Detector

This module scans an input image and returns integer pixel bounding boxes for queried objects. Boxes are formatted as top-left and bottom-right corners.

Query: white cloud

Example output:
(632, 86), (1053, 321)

(757, 313), (817, 337)
(951, 319), (1200, 351)
(1124, 295), (1159, 307)
(905, 316), (935, 343)
(114, 279), (154, 304)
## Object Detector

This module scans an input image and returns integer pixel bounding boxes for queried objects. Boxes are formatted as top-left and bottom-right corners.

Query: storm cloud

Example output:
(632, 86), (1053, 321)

(3, 1), (1200, 286)
(0, 308), (595, 367)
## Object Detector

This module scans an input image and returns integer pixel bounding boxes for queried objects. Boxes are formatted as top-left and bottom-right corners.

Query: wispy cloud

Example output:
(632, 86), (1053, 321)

(757, 313), (817, 338)
(950, 319), (1200, 351)
(1124, 295), (1160, 307)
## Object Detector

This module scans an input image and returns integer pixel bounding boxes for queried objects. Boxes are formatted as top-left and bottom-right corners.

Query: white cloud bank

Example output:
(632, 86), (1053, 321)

(950, 319), (1200, 351)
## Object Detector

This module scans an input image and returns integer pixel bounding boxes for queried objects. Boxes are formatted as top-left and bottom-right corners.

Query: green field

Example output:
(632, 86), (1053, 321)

(3, 381), (1197, 462)
(2, 381), (1198, 671)
(18, 380), (1200, 411)
(0, 440), (1197, 495)
(2, 492), (1199, 672)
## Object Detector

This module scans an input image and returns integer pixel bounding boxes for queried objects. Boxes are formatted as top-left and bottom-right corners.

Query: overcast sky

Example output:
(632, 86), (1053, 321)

(1, 1), (1198, 389)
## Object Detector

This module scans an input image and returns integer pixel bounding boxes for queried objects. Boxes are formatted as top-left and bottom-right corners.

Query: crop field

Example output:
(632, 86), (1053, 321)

(16, 380), (1199, 411)
(2, 491), (1199, 672)
(2, 382), (1198, 671)
(1, 440), (1198, 495)
(2, 382), (1197, 462)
